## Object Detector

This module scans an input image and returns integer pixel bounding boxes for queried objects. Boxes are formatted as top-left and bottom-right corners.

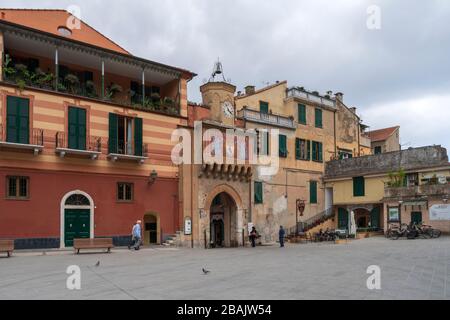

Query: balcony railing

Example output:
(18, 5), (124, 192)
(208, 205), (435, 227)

(0, 124), (44, 154)
(287, 87), (336, 108)
(108, 141), (149, 163)
(2, 60), (181, 116)
(384, 184), (449, 199)
(55, 132), (101, 151)
(237, 108), (296, 129)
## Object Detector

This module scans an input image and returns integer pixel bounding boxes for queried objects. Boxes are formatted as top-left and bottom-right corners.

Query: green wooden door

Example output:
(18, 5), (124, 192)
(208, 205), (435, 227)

(6, 96), (29, 144)
(68, 107), (86, 150)
(411, 212), (422, 225)
(64, 209), (90, 247)
(370, 207), (380, 229)
(338, 208), (349, 230)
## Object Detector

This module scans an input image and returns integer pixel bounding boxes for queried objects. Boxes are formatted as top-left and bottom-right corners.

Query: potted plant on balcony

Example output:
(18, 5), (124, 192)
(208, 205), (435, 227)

(85, 80), (98, 98)
(105, 83), (123, 101)
(64, 74), (80, 95)
(3, 54), (17, 80)
(34, 68), (54, 90)
(13, 63), (31, 91)
(151, 92), (161, 110)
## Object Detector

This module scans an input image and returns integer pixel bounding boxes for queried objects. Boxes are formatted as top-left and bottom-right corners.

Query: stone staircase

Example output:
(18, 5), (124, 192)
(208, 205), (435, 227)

(162, 231), (182, 247)
(286, 207), (335, 239)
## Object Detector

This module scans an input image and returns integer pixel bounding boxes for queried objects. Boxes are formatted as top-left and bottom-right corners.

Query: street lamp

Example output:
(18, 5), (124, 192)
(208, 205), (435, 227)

(296, 199), (306, 236)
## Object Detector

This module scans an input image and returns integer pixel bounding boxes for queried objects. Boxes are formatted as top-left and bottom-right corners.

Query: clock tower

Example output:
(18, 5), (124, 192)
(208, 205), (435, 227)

(200, 61), (236, 126)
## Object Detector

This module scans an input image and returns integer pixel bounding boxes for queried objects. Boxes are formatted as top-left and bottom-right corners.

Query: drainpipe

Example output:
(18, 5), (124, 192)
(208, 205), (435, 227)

(142, 68), (145, 107)
(333, 110), (337, 158)
(191, 128), (194, 249)
(101, 59), (105, 99)
(357, 117), (361, 157)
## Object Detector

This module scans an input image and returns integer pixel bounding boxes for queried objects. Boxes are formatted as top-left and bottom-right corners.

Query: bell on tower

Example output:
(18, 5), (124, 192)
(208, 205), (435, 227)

(209, 59), (227, 82)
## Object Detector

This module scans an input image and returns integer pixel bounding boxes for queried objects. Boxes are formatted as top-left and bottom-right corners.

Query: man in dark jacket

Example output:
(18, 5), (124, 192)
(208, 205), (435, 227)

(279, 226), (286, 248)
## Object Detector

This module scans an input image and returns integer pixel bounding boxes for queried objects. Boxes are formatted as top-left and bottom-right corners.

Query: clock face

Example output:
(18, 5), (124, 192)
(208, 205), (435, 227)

(222, 101), (234, 118)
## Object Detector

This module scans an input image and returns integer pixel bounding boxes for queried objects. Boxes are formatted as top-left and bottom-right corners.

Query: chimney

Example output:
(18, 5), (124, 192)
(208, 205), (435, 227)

(245, 85), (255, 95)
(335, 92), (344, 102)
(1, 12), (5, 19)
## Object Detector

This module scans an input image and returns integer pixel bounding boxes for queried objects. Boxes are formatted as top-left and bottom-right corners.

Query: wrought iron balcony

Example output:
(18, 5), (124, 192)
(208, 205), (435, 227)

(55, 132), (102, 159)
(237, 107), (296, 130)
(0, 124), (44, 155)
(286, 87), (336, 108)
(107, 141), (149, 164)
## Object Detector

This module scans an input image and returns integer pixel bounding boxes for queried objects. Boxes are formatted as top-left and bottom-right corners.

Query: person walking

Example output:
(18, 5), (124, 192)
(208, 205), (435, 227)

(279, 226), (286, 248)
(128, 220), (142, 250)
(250, 226), (258, 248)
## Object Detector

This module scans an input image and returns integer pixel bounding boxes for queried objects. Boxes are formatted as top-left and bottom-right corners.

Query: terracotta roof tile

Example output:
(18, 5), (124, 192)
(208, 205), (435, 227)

(0, 8), (130, 55)
(368, 126), (399, 142)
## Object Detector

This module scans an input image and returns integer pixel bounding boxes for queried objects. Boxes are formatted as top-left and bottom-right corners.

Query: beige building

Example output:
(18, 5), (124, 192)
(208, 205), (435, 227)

(368, 126), (400, 154)
(324, 146), (450, 234)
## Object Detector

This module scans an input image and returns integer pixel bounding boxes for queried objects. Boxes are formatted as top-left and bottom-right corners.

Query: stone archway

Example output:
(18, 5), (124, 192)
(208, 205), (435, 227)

(202, 184), (244, 248)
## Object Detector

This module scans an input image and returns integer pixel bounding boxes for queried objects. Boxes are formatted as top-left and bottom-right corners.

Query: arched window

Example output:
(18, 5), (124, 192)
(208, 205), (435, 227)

(65, 194), (90, 206)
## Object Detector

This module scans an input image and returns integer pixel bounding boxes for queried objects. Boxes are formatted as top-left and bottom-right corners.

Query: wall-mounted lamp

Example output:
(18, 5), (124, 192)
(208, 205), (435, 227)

(149, 170), (158, 185)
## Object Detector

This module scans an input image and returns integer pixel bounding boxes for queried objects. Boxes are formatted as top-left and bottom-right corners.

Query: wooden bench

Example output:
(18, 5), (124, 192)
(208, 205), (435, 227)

(0, 240), (14, 258)
(73, 238), (114, 254)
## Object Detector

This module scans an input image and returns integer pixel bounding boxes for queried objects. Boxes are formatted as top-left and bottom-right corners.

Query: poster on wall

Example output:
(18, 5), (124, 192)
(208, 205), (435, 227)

(184, 217), (192, 235)
(430, 204), (450, 221)
(388, 207), (400, 222)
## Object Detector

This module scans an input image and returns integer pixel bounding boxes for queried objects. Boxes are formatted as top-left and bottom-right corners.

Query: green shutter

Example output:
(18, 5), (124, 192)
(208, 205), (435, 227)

(298, 104), (306, 124)
(371, 207), (380, 229)
(68, 107), (86, 150)
(260, 101), (269, 114)
(353, 177), (365, 197)
(295, 138), (301, 160)
(312, 141), (317, 161)
(310, 181), (317, 204)
(108, 113), (118, 154)
(134, 117), (143, 156)
(6, 96), (29, 144)
(279, 134), (287, 158)
(307, 140), (311, 160)
(318, 142), (323, 162)
(338, 208), (349, 229)
(315, 108), (322, 128)
(254, 181), (263, 204)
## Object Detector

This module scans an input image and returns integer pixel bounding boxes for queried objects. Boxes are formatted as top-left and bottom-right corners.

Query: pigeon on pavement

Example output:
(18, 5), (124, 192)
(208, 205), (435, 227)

(202, 268), (211, 275)
(95, 261), (100, 267)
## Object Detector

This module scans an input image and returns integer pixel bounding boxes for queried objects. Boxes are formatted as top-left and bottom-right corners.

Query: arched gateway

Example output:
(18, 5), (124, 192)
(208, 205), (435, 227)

(203, 184), (244, 248)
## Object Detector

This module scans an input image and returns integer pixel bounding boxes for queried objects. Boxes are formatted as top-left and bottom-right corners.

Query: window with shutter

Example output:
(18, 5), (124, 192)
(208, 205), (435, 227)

(68, 107), (86, 150)
(108, 113), (118, 154)
(260, 101), (269, 114)
(353, 176), (365, 197)
(6, 96), (29, 144)
(134, 117), (143, 156)
(312, 141), (323, 162)
(310, 181), (317, 204)
(254, 181), (263, 204)
(279, 134), (287, 158)
(298, 104), (306, 125)
(295, 138), (301, 160)
(315, 108), (323, 128)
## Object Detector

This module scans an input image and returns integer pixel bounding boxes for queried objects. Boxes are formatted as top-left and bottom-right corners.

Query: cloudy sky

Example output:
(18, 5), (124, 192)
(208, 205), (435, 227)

(2, 0), (449, 150)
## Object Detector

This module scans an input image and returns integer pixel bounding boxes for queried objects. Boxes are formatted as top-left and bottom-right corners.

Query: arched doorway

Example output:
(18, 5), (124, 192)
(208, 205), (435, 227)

(209, 192), (238, 248)
(60, 190), (94, 248)
(143, 213), (160, 245)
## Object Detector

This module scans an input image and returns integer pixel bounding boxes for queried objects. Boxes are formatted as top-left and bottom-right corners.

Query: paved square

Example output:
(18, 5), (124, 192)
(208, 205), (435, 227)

(1, 237), (450, 300)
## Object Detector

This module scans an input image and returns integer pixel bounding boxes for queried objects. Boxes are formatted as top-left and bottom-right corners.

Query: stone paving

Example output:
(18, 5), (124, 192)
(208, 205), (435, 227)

(1, 236), (450, 300)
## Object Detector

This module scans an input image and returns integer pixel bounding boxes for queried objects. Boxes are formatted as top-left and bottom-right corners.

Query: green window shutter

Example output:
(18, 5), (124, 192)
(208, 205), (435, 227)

(307, 140), (311, 160)
(279, 134), (287, 158)
(68, 107), (86, 150)
(7, 96), (29, 144)
(134, 117), (143, 156)
(338, 208), (349, 229)
(108, 113), (118, 154)
(298, 104), (306, 124)
(315, 108), (322, 128)
(260, 101), (269, 114)
(371, 207), (381, 229)
(353, 176), (365, 197)
(295, 138), (301, 160)
(310, 181), (317, 204)
(312, 141), (317, 161)
(318, 142), (323, 162)
(254, 181), (263, 204)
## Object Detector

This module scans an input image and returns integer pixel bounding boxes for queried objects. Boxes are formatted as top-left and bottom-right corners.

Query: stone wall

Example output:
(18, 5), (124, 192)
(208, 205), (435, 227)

(325, 146), (449, 179)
